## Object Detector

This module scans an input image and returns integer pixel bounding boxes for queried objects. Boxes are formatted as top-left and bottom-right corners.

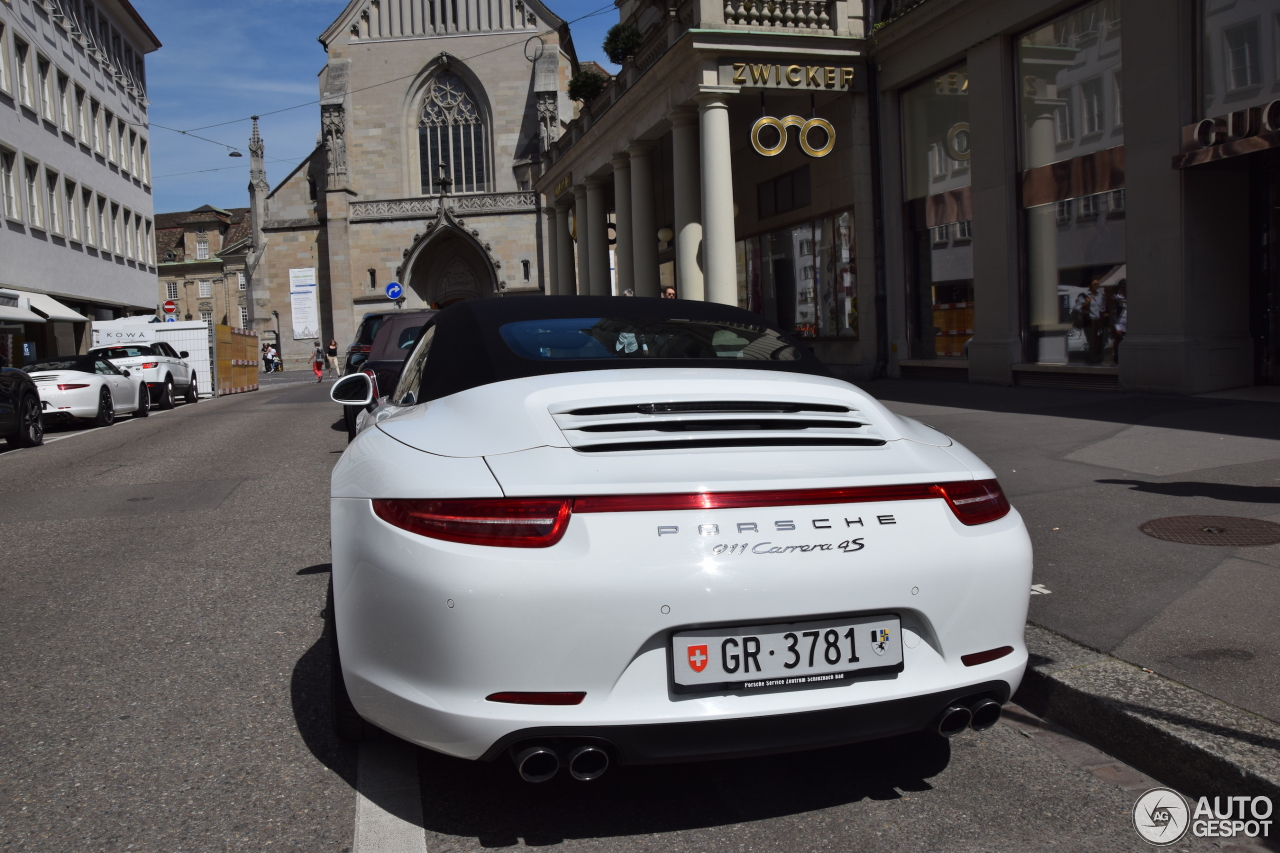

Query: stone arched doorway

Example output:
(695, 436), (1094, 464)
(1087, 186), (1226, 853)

(404, 227), (497, 308)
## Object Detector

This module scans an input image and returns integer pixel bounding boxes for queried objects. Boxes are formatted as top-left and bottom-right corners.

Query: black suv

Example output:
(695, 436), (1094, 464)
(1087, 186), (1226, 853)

(342, 309), (435, 438)
(344, 311), (398, 375)
(0, 353), (43, 449)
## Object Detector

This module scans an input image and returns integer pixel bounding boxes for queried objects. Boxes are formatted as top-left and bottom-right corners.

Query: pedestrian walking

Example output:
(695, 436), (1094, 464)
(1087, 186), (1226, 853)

(311, 341), (326, 382)
(326, 339), (340, 377)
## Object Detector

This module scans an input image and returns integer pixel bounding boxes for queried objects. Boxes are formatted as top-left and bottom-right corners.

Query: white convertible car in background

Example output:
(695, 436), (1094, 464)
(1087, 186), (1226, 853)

(328, 297), (1032, 784)
(25, 354), (149, 427)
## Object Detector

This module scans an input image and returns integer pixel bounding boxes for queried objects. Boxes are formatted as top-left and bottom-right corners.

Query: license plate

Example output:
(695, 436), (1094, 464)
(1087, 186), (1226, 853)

(672, 614), (903, 692)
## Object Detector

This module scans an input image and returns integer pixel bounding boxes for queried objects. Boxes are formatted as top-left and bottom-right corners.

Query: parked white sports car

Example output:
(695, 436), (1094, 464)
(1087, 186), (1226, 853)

(24, 354), (149, 426)
(328, 297), (1032, 783)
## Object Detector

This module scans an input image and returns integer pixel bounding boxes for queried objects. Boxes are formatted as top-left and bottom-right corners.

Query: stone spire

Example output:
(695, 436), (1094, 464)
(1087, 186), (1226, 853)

(247, 116), (268, 255)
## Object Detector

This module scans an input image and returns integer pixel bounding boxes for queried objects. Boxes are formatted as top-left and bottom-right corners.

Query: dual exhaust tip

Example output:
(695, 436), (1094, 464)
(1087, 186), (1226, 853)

(934, 697), (1003, 738)
(514, 743), (610, 783)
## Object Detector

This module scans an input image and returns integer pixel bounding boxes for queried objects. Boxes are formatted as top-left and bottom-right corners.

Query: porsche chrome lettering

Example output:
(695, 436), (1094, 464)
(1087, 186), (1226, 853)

(659, 515), (893, 536)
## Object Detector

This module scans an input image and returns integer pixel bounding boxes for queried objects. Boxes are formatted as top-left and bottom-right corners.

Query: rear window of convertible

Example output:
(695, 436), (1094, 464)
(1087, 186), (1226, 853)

(499, 318), (801, 362)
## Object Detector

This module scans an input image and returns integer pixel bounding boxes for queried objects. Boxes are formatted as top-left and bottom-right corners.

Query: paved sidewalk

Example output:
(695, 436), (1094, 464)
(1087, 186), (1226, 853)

(866, 379), (1280, 725)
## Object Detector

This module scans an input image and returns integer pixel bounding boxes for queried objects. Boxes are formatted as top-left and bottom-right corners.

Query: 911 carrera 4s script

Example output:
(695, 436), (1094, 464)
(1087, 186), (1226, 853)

(672, 615), (903, 692)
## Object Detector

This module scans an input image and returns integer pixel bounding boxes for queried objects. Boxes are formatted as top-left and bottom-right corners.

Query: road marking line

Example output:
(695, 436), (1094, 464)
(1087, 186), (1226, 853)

(353, 738), (427, 853)
(1030, 584), (1053, 595)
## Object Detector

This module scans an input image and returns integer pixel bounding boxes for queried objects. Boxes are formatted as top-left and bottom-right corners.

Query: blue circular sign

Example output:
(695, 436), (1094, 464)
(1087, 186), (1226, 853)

(385, 281), (403, 300)
(165, 316), (176, 323)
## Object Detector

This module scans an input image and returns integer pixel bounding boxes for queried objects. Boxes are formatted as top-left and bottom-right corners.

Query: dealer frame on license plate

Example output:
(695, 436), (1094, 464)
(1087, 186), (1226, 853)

(670, 614), (903, 694)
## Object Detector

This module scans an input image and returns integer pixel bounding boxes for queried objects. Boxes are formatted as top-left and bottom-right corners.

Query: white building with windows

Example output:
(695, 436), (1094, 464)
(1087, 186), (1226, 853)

(0, 0), (159, 366)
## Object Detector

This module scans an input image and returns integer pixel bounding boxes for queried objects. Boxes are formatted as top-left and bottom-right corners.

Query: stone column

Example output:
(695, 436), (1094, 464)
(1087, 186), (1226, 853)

(627, 142), (660, 297)
(544, 206), (559, 295)
(697, 93), (737, 306)
(555, 200), (576, 296)
(669, 109), (704, 300)
(611, 154), (634, 296)
(573, 185), (589, 296)
(585, 177), (611, 296)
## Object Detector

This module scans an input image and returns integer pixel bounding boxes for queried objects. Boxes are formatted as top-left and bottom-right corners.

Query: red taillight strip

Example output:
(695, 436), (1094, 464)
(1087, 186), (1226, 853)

(575, 483), (942, 513)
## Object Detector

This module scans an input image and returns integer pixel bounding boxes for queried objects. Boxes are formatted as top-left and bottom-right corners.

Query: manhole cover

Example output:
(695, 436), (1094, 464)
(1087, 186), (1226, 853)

(1139, 515), (1280, 546)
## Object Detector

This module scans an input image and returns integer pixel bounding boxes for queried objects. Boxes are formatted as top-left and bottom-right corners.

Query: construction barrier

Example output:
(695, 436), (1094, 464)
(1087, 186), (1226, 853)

(214, 325), (261, 396)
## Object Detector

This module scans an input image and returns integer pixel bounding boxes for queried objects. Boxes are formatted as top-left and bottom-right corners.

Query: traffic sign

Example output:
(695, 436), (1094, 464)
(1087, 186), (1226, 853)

(165, 317), (176, 323)
(385, 281), (403, 300)
(162, 300), (177, 314)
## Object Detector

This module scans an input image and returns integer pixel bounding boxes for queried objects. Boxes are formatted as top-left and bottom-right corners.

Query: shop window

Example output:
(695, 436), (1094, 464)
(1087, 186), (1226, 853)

(756, 165), (811, 220)
(166, 282), (179, 300)
(902, 62), (973, 360)
(1225, 20), (1260, 91)
(1019, 0), (1125, 367)
(739, 209), (856, 340)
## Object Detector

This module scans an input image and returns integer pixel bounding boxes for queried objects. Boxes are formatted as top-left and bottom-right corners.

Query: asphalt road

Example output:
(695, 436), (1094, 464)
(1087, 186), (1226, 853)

(0, 380), (1246, 852)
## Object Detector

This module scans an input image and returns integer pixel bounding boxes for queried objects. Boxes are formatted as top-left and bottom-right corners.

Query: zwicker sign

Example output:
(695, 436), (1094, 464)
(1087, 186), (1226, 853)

(751, 116), (835, 158)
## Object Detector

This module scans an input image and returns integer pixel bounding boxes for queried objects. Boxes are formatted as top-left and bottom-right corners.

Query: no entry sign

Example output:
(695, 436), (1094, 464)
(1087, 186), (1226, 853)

(163, 300), (177, 314)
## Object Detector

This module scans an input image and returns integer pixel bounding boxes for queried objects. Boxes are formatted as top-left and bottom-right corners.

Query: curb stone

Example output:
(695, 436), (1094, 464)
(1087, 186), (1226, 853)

(1013, 624), (1280, 804)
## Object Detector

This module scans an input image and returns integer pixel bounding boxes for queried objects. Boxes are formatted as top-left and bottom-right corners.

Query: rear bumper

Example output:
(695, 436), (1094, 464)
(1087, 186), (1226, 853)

(478, 680), (1012, 764)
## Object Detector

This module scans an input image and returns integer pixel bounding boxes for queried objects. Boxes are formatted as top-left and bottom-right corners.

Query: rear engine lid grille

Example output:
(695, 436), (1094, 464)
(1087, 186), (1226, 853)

(551, 398), (885, 452)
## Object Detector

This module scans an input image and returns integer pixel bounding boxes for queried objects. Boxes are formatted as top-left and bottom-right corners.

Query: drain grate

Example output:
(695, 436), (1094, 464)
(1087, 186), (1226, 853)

(1139, 515), (1280, 546)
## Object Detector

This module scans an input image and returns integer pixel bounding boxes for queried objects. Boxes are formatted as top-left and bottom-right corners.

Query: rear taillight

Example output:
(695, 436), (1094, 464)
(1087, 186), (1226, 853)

(57, 383), (90, 390)
(360, 367), (379, 399)
(372, 498), (572, 547)
(140, 362), (158, 369)
(349, 344), (371, 353)
(935, 480), (1011, 526)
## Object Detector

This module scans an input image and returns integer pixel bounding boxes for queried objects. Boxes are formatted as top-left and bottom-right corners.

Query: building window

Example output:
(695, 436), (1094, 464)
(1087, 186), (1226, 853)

(83, 190), (97, 246)
(756, 165), (811, 220)
(110, 202), (121, 253)
(418, 72), (491, 194)
(45, 170), (61, 233)
(64, 180), (79, 240)
(58, 72), (73, 133)
(0, 151), (17, 220)
(240, 306), (249, 329)
(198, 280), (212, 298)
(122, 210), (132, 257)
(1019, 0), (1125, 367)
(37, 57), (52, 119)
(199, 309), (213, 324)
(97, 196), (108, 249)
(118, 121), (127, 169)
(901, 63), (973, 360)
(24, 161), (42, 228)
(1080, 78), (1104, 135)
(195, 238), (209, 260)
(76, 87), (88, 144)
(1225, 21), (1260, 91)
(166, 281), (179, 300)
(91, 100), (103, 153)
(104, 110), (115, 161)
(139, 139), (149, 184)
(145, 220), (154, 264)
(1055, 88), (1075, 143)
(15, 39), (33, 107)
(522, 259), (531, 282)
(0, 21), (9, 95)
(237, 272), (247, 290)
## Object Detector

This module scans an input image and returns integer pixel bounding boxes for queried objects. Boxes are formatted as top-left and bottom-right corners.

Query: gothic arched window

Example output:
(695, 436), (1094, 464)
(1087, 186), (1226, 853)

(419, 73), (491, 195)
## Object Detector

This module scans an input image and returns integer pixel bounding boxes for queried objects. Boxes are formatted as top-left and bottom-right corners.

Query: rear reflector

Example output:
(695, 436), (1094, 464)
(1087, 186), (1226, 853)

(961, 646), (1014, 667)
(57, 384), (90, 390)
(372, 498), (572, 547)
(486, 692), (586, 705)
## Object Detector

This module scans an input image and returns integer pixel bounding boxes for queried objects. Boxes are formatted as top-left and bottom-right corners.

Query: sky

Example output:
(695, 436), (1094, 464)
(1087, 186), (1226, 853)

(134, 0), (620, 214)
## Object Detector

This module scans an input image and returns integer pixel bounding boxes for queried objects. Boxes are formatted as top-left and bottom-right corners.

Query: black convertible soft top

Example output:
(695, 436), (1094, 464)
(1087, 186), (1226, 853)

(412, 296), (832, 403)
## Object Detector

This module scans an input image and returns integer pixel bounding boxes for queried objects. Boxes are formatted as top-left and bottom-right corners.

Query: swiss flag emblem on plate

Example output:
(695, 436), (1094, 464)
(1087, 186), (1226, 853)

(687, 644), (709, 673)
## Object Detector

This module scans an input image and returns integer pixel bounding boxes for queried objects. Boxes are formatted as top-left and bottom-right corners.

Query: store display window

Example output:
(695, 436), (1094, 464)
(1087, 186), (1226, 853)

(738, 210), (856, 339)
(1018, 0), (1126, 365)
(901, 64), (973, 360)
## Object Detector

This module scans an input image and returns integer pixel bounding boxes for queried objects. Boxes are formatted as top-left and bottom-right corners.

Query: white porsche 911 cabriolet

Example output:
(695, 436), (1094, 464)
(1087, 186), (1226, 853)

(328, 297), (1032, 783)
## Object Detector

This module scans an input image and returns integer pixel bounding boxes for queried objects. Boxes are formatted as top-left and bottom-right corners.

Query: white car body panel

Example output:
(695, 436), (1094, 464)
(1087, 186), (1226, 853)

(332, 365), (1033, 764)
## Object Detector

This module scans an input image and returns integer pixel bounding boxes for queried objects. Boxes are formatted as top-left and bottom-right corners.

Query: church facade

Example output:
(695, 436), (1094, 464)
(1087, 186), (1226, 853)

(247, 0), (576, 362)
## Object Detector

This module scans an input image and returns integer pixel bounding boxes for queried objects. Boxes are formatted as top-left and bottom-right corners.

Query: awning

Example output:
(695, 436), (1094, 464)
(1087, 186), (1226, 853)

(0, 291), (46, 324)
(25, 292), (90, 322)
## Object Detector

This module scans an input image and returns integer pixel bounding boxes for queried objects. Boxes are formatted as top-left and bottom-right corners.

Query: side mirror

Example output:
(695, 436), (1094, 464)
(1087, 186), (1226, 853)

(331, 372), (374, 406)
(179, 351), (189, 359)
(122, 369), (132, 377)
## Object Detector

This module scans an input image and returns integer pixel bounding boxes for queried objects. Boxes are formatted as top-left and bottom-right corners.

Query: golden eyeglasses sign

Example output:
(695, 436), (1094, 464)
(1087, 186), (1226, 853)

(751, 116), (836, 158)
